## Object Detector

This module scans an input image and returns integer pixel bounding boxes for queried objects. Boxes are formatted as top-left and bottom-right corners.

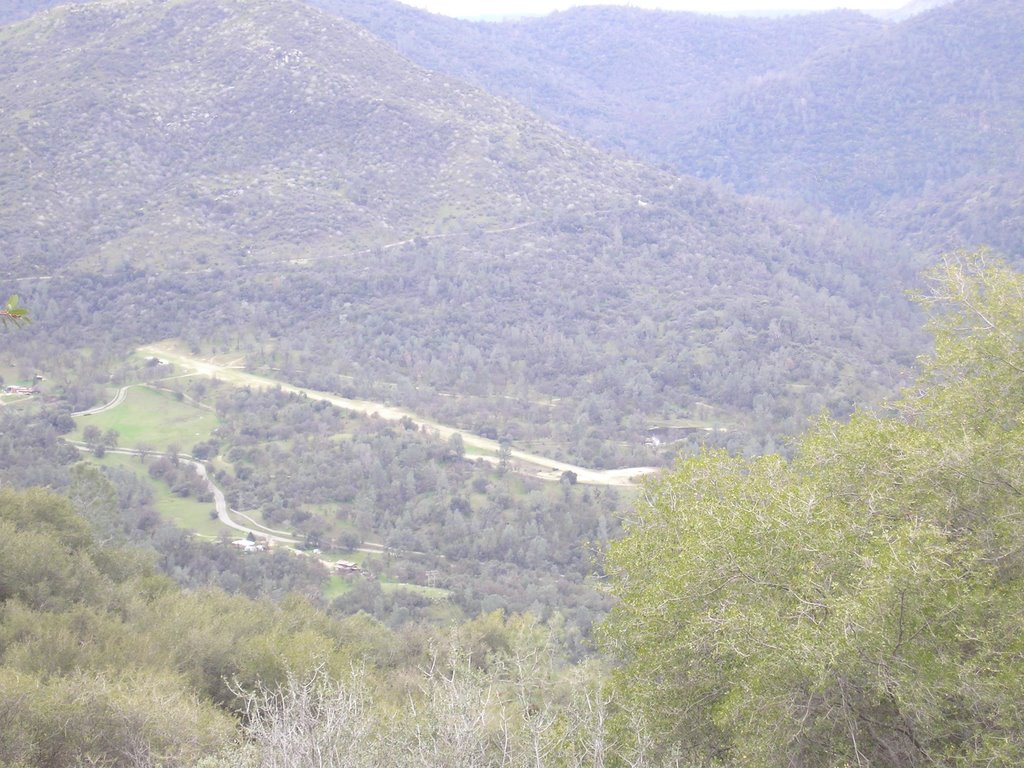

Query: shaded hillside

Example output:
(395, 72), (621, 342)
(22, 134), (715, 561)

(3, 0), (922, 461)
(322, 0), (1024, 253)
(315, 0), (883, 159)
(680, 0), (1024, 214)
(876, 173), (1024, 257)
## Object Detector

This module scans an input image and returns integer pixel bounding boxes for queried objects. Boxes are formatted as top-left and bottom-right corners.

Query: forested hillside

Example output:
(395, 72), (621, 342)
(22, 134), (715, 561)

(603, 254), (1024, 765)
(311, 0), (883, 157)
(0, 0), (653, 275)
(2, 0), (924, 461)
(326, 0), (1024, 253)
(679, 0), (1024, 213)
(3, 0), (1024, 762)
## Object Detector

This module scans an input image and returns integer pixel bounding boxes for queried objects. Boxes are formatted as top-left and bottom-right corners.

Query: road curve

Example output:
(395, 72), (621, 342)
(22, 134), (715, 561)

(73, 386), (130, 417)
(139, 343), (661, 487)
(70, 443), (299, 545)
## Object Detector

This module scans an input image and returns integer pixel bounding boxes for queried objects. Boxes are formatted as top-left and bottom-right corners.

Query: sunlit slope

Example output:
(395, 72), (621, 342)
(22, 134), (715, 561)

(0, 0), (659, 276)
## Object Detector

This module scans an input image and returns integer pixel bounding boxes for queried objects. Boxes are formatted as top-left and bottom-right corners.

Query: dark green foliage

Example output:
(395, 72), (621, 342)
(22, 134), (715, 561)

(212, 385), (616, 631)
(0, 411), (79, 489)
(152, 527), (327, 601)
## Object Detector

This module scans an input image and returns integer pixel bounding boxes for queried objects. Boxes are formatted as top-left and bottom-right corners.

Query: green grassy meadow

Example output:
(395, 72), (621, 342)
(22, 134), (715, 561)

(381, 581), (450, 600)
(71, 384), (226, 535)
(73, 385), (219, 451)
(323, 575), (451, 602)
(323, 575), (355, 600)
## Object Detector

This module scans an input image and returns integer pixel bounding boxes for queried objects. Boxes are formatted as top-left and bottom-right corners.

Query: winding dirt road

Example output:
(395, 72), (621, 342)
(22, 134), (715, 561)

(140, 343), (660, 487)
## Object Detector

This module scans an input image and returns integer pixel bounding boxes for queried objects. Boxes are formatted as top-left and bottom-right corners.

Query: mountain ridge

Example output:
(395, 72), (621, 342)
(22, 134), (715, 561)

(316, 0), (1024, 253)
(2, 0), (666, 277)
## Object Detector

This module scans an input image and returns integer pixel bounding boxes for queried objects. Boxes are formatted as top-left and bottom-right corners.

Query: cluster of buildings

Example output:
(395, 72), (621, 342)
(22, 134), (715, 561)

(333, 559), (372, 579)
(3, 385), (37, 395)
(230, 540), (371, 580)
(231, 537), (269, 553)
(3, 374), (42, 396)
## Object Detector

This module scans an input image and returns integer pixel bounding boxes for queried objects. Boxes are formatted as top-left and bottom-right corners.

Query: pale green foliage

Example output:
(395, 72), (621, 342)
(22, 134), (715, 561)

(1, 294), (29, 327)
(69, 461), (123, 542)
(602, 252), (1024, 766)
(225, 614), (664, 768)
(0, 667), (236, 767)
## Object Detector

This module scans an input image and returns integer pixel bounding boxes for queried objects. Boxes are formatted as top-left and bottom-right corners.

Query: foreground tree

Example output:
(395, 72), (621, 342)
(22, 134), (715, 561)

(602, 252), (1024, 767)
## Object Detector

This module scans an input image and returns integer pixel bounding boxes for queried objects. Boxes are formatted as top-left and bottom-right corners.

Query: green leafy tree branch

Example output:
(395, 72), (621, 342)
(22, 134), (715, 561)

(2, 294), (29, 327)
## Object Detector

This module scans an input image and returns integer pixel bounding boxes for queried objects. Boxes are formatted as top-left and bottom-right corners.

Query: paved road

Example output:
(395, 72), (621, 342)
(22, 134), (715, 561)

(69, 443), (300, 545)
(139, 343), (661, 487)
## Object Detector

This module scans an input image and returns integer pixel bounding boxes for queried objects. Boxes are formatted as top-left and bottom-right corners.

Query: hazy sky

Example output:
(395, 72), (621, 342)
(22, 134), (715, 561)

(406, 0), (901, 18)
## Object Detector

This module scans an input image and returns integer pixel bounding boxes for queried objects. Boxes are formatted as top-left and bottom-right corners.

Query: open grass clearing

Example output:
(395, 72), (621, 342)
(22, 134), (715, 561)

(316, 548), (372, 566)
(323, 575), (355, 600)
(324, 574), (450, 602)
(72, 385), (219, 450)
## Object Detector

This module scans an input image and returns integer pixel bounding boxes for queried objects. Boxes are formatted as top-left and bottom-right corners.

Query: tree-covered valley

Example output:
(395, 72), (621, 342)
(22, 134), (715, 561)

(2, 0), (1023, 764)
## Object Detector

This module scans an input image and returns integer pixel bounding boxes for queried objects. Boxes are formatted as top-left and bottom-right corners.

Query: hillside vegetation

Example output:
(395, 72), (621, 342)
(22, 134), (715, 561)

(603, 254), (1024, 764)
(2, 0), (923, 460)
(326, 0), (1024, 252)
(319, 0), (883, 163)
(2, 255), (1022, 766)
(0, 0), (651, 276)
(3, 0), (1023, 762)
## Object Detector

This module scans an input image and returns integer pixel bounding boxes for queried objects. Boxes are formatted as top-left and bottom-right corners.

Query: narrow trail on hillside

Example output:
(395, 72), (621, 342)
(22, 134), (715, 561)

(10, 205), (617, 285)
(140, 343), (660, 487)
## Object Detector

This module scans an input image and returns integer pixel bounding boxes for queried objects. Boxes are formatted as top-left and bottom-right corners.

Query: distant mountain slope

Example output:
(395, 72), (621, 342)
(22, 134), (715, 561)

(314, 0), (883, 159)
(320, 0), (1023, 253)
(3, 0), (922, 459)
(680, 0), (1024, 212)
(876, 174), (1024, 257)
(13, 0), (1017, 254)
